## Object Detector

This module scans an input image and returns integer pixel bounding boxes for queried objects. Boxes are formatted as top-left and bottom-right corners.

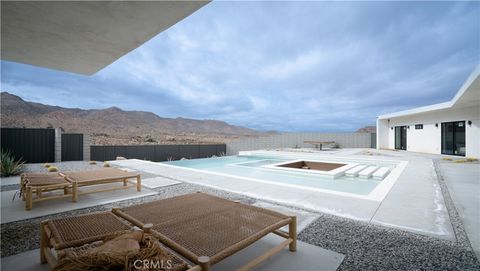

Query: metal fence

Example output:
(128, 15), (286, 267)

(226, 132), (376, 155)
(61, 134), (84, 161)
(0, 128), (55, 163)
(90, 144), (226, 162)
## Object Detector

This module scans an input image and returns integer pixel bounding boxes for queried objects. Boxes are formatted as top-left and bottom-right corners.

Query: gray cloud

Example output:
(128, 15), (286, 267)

(1, 1), (478, 131)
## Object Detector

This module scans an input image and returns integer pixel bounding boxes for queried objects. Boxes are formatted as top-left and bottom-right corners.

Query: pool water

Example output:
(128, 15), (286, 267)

(165, 155), (397, 195)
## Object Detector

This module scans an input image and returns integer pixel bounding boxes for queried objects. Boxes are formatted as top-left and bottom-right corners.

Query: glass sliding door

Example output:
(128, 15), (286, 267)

(441, 121), (466, 156)
(395, 126), (407, 150)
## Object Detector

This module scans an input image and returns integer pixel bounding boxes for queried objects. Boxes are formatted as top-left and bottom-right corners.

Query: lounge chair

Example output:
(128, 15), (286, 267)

(60, 168), (141, 202)
(113, 192), (297, 271)
(20, 172), (72, 210)
(40, 193), (296, 271)
(20, 168), (141, 210)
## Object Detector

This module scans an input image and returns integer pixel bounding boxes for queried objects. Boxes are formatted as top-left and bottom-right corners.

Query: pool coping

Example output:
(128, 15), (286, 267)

(162, 153), (408, 202)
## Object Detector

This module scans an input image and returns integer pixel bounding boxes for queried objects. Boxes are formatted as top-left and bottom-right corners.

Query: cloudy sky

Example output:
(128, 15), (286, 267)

(1, 1), (479, 132)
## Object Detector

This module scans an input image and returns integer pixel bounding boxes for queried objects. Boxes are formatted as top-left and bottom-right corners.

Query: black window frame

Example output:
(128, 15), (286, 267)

(415, 124), (423, 130)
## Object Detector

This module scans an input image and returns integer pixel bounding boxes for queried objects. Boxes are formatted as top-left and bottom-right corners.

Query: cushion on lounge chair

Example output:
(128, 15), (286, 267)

(53, 233), (188, 271)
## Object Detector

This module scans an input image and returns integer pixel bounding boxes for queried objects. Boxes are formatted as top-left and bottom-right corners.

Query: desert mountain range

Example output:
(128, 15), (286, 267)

(0, 92), (260, 145)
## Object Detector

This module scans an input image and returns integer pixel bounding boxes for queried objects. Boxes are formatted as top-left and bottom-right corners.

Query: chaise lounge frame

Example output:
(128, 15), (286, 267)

(60, 168), (142, 202)
(20, 168), (141, 210)
(20, 173), (72, 210)
(112, 192), (297, 271)
(39, 193), (297, 271)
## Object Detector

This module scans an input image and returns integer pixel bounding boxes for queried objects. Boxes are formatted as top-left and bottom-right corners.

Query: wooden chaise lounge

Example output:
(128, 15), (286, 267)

(113, 192), (297, 271)
(40, 193), (296, 271)
(61, 168), (141, 202)
(21, 172), (72, 210)
(20, 168), (141, 210)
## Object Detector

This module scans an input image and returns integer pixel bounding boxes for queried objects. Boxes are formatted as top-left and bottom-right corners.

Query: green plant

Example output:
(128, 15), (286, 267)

(0, 149), (25, 177)
(47, 166), (58, 172)
(103, 161), (110, 167)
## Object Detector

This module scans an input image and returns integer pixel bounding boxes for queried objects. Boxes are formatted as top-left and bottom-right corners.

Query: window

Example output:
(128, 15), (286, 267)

(415, 124), (423, 129)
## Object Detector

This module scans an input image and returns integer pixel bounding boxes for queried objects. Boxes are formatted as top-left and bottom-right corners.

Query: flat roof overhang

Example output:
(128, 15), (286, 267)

(1, 1), (209, 75)
(378, 65), (480, 120)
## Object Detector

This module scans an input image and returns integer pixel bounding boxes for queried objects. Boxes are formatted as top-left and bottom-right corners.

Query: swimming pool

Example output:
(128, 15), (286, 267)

(165, 153), (401, 196)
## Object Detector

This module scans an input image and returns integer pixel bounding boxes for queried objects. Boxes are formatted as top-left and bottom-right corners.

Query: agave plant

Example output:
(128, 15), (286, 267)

(0, 149), (25, 177)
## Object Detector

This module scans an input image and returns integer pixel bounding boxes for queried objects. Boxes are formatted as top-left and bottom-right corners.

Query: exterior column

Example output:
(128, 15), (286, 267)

(54, 128), (62, 162)
(83, 134), (91, 161)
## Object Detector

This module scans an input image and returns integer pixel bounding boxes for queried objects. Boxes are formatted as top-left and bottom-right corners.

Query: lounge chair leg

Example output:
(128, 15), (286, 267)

(40, 221), (48, 264)
(136, 176), (141, 192)
(198, 256), (211, 271)
(123, 178), (127, 186)
(26, 186), (33, 210)
(72, 182), (78, 202)
(63, 187), (69, 195)
(37, 189), (42, 198)
(289, 216), (297, 252)
(20, 176), (26, 201)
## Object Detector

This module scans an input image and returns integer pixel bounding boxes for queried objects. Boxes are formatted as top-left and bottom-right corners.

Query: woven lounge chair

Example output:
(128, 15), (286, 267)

(40, 211), (194, 271)
(20, 172), (72, 210)
(60, 168), (141, 202)
(113, 192), (297, 271)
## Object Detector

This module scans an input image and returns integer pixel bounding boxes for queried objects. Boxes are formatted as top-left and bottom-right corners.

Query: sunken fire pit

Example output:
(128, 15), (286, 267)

(276, 160), (347, 172)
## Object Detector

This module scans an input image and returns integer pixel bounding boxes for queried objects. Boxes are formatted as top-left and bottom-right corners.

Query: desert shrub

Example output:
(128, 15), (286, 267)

(103, 162), (110, 167)
(44, 163), (51, 168)
(89, 161), (97, 165)
(47, 166), (58, 172)
(1, 150), (25, 177)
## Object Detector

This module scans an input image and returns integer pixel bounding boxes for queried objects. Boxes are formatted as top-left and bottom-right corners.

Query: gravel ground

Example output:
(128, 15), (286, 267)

(2, 161), (479, 270)
(299, 215), (480, 270)
(22, 161), (103, 173)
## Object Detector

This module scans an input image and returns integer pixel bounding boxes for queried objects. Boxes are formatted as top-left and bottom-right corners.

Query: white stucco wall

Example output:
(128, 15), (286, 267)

(377, 105), (480, 158)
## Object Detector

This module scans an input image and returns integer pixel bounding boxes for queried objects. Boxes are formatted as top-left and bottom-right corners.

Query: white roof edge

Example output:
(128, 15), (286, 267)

(378, 65), (480, 119)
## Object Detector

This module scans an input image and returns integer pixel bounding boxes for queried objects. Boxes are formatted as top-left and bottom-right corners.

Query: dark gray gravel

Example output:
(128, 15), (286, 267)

(22, 161), (103, 173)
(299, 214), (480, 270)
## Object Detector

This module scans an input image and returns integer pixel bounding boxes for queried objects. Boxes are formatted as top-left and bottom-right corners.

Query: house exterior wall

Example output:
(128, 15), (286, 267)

(377, 105), (480, 158)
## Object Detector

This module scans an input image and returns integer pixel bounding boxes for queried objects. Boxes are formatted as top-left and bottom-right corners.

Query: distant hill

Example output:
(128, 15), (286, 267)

(0, 92), (260, 144)
(356, 125), (376, 133)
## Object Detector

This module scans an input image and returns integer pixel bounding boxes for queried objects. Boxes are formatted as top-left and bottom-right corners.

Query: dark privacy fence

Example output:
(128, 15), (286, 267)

(61, 134), (84, 161)
(91, 144), (226, 162)
(0, 128), (55, 163)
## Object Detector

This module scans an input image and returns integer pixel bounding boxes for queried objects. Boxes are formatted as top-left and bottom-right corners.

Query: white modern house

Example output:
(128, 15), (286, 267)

(377, 66), (480, 158)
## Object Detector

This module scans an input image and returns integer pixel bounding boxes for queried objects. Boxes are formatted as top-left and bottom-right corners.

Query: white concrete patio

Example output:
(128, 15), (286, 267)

(437, 160), (480, 258)
(109, 148), (460, 242)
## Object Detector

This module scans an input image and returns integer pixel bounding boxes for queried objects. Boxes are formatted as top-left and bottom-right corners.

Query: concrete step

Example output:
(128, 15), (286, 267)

(358, 166), (379, 178)
(345, 165), (368, 177)
(372, 167), (390, 180)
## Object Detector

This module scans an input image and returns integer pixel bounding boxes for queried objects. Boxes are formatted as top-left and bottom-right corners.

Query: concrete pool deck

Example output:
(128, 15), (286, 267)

(436, 160), (480, 258)
(109, 149), (462, 242)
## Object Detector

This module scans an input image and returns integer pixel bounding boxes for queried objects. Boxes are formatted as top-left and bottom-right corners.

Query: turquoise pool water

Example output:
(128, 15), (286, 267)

(165, 155), (396, 195)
